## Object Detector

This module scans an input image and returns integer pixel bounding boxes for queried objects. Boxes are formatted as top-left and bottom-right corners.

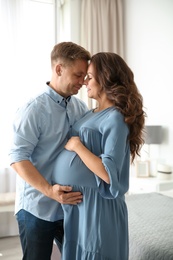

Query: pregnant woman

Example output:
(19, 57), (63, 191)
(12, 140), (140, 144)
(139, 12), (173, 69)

(52, 52), (146, 260)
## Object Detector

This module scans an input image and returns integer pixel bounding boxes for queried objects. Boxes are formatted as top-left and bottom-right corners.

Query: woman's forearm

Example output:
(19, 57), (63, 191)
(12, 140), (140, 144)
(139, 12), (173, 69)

(74, 143), (110, 184)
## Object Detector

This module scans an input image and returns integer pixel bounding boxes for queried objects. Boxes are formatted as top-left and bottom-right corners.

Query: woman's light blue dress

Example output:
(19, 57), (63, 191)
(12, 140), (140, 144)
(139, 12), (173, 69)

(52, 107), (130, 260)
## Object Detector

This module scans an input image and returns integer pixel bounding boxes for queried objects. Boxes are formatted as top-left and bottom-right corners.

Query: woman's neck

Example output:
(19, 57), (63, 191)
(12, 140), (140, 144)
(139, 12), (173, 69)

(94, 99), (114, 112)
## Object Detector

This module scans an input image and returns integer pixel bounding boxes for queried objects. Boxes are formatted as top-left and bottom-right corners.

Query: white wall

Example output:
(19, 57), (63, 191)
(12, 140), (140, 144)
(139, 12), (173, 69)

(123, 0), (173, 169)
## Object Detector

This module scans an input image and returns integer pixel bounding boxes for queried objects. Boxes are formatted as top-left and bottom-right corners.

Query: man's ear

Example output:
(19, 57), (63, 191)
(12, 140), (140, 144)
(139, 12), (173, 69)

(55, 64), (62, 76)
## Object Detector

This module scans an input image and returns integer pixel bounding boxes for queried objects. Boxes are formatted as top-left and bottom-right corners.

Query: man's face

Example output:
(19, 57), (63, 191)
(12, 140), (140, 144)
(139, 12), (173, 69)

(57, 59), (88, 97)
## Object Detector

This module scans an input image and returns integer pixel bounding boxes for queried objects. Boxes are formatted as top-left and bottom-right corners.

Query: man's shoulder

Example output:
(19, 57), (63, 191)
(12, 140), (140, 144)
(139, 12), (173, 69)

(15, 91), (48, 117)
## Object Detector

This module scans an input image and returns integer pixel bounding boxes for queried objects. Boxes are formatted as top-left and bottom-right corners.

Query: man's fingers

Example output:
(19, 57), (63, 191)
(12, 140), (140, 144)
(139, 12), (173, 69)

(60, 192), (83, 204)
(61, 199), (82, 205)
(52, 184), (83, 204)
(57, 184), (72, 192)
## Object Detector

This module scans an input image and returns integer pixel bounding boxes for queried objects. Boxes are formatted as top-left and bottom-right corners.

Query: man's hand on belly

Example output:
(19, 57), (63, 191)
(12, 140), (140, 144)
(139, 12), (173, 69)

(50, 184), (83, 205)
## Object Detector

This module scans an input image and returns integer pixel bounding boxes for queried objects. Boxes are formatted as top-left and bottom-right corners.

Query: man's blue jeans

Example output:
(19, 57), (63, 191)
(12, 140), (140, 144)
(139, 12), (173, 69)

(16, 209), (64, 260)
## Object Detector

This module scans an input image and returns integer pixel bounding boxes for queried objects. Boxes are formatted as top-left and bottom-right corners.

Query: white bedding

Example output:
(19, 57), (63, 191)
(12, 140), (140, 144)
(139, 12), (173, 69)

(126, 192), (173, 260)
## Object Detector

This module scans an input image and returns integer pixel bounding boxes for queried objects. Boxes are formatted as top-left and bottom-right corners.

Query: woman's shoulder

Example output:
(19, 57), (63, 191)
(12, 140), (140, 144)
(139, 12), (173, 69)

(99, 107), (127, 132)
(105, 107), (124, 120)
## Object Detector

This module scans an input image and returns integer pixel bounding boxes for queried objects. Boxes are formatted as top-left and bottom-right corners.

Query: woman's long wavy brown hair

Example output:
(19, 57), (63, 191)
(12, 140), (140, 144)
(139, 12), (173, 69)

(91, 52), (146, 163)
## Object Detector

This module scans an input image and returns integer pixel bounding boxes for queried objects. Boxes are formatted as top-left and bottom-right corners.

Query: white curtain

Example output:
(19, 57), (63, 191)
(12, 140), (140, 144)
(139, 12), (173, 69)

(0, 0), (55, 167)
(81, 0), (124, 56)
(79, 0), (124, 108)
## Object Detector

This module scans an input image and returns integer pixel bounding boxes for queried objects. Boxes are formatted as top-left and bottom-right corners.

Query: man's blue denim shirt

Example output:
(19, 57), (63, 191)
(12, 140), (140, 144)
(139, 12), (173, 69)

(9, 84), (88, 221)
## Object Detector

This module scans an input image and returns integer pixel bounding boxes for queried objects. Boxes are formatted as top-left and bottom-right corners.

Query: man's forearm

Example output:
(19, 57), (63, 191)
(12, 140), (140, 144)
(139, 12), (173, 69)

(11, 160), (52, 196)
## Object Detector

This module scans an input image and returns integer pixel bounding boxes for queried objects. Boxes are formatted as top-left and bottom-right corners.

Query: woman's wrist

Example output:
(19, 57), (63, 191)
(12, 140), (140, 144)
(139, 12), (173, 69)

(74, 141), (84, 154)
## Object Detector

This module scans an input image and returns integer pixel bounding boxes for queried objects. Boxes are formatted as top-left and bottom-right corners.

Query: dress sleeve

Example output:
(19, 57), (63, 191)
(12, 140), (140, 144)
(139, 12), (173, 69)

(95, 111), (130, 199)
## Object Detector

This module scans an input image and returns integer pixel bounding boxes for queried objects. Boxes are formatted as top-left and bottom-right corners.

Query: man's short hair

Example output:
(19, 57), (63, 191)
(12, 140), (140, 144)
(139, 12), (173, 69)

(51, 42), (91, 67)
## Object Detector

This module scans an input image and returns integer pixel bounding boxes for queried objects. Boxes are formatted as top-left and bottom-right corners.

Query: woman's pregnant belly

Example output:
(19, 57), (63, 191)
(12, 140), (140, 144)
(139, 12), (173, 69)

(52, 149), (97, 188)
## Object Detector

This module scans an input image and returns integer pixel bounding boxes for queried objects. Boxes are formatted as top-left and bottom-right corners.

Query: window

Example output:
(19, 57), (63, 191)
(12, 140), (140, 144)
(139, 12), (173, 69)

(0, 0), (55, 166)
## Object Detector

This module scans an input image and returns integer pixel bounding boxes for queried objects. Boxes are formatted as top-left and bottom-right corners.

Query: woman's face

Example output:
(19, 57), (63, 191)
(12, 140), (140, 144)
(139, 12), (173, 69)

(84, 63), (102, 100)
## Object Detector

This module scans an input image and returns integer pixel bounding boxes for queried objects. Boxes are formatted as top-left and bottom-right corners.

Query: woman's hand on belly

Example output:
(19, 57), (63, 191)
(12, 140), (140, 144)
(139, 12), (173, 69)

(65, 136), (81, 151)
(65, 137), (110, 184)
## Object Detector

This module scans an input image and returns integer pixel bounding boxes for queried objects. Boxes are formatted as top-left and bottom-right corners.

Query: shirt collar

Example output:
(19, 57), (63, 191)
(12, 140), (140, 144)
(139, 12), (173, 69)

(45, 82), (71, 105)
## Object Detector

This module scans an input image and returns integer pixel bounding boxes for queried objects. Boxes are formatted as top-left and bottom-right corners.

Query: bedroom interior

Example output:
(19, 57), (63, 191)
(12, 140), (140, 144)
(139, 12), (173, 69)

(0, 0), (173, 259)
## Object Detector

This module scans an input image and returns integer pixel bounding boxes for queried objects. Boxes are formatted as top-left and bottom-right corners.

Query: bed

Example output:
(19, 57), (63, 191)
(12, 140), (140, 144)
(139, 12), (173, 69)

(126, 192), (173, 260)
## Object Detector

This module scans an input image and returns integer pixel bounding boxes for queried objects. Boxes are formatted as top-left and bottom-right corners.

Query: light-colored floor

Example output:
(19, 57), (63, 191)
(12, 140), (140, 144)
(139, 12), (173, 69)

(0, 236), (22, 260)
(0, 236), (61, 260)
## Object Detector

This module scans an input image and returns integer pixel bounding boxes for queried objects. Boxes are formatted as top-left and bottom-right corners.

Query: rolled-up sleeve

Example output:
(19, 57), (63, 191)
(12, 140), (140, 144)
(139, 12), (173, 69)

(9, 102), (41, 164)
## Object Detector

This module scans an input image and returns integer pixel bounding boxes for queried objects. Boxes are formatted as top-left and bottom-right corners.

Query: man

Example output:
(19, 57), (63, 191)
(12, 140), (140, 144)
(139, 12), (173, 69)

(9, 42), (91, 260)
